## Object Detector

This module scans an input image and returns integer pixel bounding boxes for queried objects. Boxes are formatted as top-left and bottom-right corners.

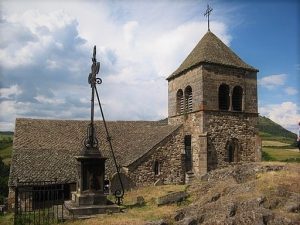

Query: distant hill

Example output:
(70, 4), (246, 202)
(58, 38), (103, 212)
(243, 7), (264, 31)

(0, 131), (14, 136)
(258, 116), (297, 144)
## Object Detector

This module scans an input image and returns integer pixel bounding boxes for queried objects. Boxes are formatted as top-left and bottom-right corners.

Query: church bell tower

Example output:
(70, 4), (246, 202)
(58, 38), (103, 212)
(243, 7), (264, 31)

(167, 6), (261, 177)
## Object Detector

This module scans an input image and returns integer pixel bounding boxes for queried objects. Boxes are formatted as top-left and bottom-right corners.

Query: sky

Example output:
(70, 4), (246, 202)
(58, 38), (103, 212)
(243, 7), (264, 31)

(0, 0), (299, 134)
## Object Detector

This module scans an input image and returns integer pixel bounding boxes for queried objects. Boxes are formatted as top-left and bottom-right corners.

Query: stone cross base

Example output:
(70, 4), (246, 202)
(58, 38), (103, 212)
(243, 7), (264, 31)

(72, 191), (107, 206)
(64, 191), (120, 217)
(64, 200), (120, 217)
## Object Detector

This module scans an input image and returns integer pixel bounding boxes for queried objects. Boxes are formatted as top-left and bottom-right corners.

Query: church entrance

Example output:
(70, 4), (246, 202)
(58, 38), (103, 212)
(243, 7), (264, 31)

(184, 135), (192, 172)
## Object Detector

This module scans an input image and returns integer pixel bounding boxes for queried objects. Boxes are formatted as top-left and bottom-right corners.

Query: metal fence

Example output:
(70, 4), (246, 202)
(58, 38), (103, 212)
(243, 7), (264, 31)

(14, 180), (65, 225)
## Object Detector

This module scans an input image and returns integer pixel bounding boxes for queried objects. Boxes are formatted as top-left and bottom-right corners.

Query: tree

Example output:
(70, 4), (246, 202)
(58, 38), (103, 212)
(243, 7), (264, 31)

(0, 157), (9, 204)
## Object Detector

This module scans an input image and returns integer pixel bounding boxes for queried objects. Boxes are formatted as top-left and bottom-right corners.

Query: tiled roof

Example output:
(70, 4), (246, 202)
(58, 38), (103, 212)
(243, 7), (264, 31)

(9, 118), (181, 186)
(167, 31), (258, 80)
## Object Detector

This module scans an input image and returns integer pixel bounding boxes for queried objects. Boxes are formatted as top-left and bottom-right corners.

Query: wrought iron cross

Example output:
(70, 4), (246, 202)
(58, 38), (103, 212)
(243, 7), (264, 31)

(85, 46), (102, 149)
(204, 4), (213, 31)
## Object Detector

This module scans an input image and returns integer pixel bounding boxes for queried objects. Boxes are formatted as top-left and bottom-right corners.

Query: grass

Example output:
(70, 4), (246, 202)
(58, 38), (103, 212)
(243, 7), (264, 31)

(0, 145), (13, 165)
(262, 140), (291, 147)
(0, 185), (184, 225)
(0, 133), (13, 166)
(259, 132), (296, 145)
(64, 185), (187, 225)
(0, 213), (14, 225)
(257, 163), (300, 194)
(262, 147), (300, 162)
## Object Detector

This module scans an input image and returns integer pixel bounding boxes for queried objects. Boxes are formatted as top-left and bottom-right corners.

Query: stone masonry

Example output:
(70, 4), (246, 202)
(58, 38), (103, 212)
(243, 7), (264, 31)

(167, 31), (261, 178)
(125, 126), (185, 187)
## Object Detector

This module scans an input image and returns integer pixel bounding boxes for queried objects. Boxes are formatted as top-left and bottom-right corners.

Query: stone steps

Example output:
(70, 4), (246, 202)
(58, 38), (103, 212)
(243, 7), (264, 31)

(185, 171), (195, 184)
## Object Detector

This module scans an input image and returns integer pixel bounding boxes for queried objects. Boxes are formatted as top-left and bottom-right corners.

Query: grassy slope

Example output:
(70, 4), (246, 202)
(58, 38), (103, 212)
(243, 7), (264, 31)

(258, 116), (299, 162)
(184, 162), (300, 224)
(258, 116), (297, 144)
(64, 185), (187, 225)
(3, 163), (298, 225)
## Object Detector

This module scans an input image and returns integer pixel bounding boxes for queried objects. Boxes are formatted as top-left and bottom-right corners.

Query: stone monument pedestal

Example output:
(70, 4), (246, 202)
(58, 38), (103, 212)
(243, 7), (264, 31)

(64, 148), (120, 217)
(65, 191), (120, 217)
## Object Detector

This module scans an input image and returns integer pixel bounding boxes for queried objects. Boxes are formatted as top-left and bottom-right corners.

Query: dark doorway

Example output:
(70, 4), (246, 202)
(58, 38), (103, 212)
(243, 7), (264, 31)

(228, 145), (234, 162)
(184, 135), (192, 172)
(226, 138), (240, 163)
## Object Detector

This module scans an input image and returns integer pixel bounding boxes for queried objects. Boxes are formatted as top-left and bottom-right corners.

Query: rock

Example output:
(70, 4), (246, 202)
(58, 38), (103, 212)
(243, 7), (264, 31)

(176, 217), (198, 225)
(200, 174), (208, 181)
(257, 196), (266, 206)
(228, 203), (237, 217)
(284, 202), (300, 213)
(145, 219), (169, 225)
(154, 178), (164, 186)
(134, 196), (145, 206)
(174, 210), (185, 221)
(156, 191), (188, 206)
(210, 193), (221, 202)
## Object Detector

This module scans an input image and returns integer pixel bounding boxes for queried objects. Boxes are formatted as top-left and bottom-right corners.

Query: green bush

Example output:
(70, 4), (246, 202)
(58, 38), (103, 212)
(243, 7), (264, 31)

(0, 157), (9, 204)
(261, 151), (275, 161)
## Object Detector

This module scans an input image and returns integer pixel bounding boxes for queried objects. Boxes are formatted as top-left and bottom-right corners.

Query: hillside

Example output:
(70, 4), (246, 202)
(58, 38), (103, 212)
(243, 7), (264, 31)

(171, 162), (300, 225)
(39, 162), (298, 225)
(0, 132), (13, 165)
(258, 116), (297, 144)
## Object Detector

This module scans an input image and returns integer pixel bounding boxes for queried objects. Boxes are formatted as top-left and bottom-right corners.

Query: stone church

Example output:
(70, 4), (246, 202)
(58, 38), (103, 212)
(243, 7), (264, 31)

(8, 30), (261, 206)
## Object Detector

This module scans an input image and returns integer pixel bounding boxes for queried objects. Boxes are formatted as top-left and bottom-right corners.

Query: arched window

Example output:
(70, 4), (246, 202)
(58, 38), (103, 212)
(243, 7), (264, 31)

(184, 86), (193, 112)
(176, 89), (184, 114)
(153, 160), (160, 175)
(232, 86), (243, 111)
(218, 84), (230, 110)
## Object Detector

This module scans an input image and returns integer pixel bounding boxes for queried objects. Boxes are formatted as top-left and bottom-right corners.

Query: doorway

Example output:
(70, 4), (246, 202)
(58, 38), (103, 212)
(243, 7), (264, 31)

(226, 138), (239, 163)
(184, 135), (192, 172)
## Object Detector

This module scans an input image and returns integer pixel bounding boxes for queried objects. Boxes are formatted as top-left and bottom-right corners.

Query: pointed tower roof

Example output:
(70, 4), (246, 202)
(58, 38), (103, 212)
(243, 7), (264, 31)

(167, 31), (258, 80)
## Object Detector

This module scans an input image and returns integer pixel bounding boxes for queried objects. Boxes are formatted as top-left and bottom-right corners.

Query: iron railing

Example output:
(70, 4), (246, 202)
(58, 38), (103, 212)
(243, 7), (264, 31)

(14, 180), (65, 225)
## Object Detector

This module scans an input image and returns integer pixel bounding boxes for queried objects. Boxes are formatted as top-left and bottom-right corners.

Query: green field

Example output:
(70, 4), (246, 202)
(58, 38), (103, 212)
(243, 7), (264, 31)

(261, 139), (299, 163)
(0, 132), (13, 166)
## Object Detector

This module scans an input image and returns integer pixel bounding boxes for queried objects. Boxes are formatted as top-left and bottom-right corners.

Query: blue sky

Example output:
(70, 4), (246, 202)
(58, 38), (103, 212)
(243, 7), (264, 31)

(0, 0), (299, 133)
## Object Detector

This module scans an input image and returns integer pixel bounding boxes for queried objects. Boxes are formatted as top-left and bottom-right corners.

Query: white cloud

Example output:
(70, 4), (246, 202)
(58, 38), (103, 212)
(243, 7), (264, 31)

(34, 95), (65, 105)
(258, 74), (286, 89)
(285, 87), (298, 96)
(0, 1), (234, 131)
(123, 21), (139, 46)
(0, 85), (22, 99)
(259, 101), (300, 134)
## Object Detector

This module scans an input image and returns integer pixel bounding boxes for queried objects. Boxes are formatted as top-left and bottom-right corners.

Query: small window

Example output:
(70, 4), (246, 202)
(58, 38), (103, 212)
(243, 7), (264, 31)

(176, 89), (184, 114)
(232, 86), (243, 111)
(154, 160), (160, 175)
(218, 84), (230, 110)
(184, 86), (193, 112)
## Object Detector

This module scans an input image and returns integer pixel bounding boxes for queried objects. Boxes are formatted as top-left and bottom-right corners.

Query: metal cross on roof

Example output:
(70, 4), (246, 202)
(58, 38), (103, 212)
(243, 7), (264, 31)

(204, 4), (213, 31)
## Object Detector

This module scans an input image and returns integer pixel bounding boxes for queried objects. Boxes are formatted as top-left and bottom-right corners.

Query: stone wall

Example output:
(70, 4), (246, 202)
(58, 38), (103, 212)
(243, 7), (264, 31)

(168, 113), (207, 177)
(204, 111), (260, 170)
(201, 64), (258, 113)
(168, 67), (203, 118)
(126, 127), (185, 187)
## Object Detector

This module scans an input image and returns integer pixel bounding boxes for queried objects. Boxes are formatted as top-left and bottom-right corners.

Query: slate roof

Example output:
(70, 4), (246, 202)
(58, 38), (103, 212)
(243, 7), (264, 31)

(167, 31), (258, 80)
(9, 118), (181, 186)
